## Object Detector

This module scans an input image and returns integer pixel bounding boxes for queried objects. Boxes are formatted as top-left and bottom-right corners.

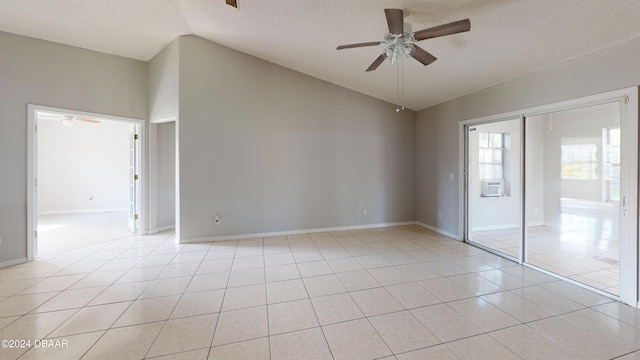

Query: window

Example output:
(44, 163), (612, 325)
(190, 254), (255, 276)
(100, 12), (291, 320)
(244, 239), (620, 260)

(604, 128), (620, 201)
(561, 144), (598, 180)
(479, 132), (504, 180)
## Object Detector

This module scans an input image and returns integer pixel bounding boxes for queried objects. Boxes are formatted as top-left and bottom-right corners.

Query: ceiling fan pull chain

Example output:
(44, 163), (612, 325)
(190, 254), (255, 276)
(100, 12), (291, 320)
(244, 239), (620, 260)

(401, 54), (405, 111)
(396, 57), (401, 112)
(395, 54), (405, 112)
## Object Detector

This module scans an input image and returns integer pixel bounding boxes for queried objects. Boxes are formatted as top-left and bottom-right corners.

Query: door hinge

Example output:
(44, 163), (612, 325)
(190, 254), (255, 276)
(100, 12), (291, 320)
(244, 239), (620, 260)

(34, 178), (37, 186)
(34, 230), (38, 238)
(134, 214), (139, 220)
(134, 174), (139, 180)
(134, 134), (139, 140)
(624, 96), (629, 104)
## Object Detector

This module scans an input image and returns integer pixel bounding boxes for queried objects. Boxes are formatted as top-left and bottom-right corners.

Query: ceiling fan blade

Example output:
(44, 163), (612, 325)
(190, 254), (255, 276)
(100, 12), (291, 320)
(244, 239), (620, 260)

(337, 41), (383, 50)
(410, 45), (437, 66)
(77, 116), (100, 123)
(412, 19), (470, 41)
(384, 8), (404, 35)
(366, 53), (388, 72)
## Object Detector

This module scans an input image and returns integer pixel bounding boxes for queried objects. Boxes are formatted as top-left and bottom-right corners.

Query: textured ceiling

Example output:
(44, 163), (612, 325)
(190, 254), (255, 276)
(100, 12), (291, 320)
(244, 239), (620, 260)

(1, 0), (640, 110)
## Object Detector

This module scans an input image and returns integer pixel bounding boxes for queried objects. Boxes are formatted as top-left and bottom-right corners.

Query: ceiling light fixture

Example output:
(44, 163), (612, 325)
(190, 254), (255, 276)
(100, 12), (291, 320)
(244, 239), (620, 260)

(61, 115), (76, 127)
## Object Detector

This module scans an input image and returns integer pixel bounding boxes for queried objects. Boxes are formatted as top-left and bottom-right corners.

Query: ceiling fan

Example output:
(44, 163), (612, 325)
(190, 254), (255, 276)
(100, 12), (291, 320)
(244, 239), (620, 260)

(37, 112), (101, 127)
(337, 9), (470, 71)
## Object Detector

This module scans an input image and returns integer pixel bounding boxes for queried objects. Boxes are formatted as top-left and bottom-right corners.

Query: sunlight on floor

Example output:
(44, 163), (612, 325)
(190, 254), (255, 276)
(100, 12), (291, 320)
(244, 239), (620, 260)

(37, 211), (133, 255)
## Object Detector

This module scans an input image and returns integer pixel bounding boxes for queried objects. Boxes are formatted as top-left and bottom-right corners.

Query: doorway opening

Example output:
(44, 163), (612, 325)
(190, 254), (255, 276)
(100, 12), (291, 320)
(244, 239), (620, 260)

(27, 105), (145, 258)
(149, 120), (176, 236)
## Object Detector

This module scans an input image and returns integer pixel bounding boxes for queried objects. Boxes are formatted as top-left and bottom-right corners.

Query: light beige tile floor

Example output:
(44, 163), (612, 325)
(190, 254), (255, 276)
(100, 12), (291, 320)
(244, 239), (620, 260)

(1, 225), (640, 359)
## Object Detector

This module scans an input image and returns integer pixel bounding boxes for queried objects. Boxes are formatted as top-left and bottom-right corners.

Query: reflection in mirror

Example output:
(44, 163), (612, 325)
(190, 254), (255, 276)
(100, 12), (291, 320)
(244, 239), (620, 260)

(467, 118), (521, 259)
(525, 102), (620, 295)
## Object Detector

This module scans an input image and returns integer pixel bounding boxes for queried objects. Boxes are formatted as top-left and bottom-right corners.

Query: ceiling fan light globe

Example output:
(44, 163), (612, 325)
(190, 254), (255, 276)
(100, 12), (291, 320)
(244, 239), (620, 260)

(384, 47), (393, 58)
(403, 44), (414, 56)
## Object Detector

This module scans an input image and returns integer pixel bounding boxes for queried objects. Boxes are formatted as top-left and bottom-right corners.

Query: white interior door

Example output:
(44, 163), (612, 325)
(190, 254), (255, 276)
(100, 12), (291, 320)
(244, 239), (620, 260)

(128, 124), (139, 234)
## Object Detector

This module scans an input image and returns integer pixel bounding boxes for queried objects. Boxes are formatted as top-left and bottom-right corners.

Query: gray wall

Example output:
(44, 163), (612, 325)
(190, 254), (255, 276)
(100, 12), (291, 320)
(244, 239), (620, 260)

(416, 101), (461, 234)
(417, 36), (640, 237)
(156, 121), (176, 228)
(148, 41), (179, 233)
(148, 39), (179, 122)
(176, 36), (416, 240)
(0, 31), (147, 264)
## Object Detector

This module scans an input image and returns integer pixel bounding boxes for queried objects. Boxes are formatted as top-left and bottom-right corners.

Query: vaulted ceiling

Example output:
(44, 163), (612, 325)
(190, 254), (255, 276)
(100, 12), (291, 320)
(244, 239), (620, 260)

(1, 0), (640, 110)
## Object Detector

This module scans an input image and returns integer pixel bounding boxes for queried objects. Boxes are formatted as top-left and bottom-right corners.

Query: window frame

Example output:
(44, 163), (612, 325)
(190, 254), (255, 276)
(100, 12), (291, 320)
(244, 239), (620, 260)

(478, 132), (505, 180)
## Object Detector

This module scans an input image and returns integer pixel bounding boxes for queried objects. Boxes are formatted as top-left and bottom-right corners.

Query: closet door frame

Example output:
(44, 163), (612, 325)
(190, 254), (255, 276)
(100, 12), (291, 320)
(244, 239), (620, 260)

(459, 86), (638, 307)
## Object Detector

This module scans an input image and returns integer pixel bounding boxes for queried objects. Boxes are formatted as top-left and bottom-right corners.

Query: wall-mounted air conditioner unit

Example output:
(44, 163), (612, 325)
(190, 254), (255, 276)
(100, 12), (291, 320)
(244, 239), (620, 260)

(482, 179), (504, 197)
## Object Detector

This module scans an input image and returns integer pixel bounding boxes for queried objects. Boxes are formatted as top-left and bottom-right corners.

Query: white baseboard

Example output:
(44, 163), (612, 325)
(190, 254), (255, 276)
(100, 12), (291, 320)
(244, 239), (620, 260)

(0, 257), (27, 269)
(38, 208), (127, 215)
(181, 221), (417, 243)
(470, 222), (545, 232)
(415, 222), (461, 241)
(471, 223), (520, 232)
(148, 225), (176, 235)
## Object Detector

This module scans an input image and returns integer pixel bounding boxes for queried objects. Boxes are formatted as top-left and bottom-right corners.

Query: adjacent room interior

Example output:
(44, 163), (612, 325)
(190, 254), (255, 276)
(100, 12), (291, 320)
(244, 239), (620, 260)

(35, 111), (135, 255)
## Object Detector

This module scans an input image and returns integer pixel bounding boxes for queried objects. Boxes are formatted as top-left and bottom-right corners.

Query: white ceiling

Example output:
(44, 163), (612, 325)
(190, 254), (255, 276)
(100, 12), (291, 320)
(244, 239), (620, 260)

(1, 0), (640, 110)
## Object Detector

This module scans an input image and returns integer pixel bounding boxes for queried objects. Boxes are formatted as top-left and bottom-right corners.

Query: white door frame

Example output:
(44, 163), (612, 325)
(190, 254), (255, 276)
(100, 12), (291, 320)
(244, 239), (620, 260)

(459, 86), (638, 307)
(128, 123), (142, 234)
(27, 104), (146, 261)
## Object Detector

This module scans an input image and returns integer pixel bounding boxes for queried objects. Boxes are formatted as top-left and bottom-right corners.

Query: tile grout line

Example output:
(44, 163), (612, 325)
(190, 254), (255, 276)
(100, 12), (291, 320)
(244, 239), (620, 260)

(206, 240), (239, 354)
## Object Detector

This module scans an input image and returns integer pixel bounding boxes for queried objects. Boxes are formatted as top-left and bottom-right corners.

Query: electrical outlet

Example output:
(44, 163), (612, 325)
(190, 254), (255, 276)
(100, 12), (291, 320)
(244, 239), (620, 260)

(438, 212), (443, 220)
(449, 173), (454, 181)
(214, 215), (220, 224)
(363, 209), (367, 216)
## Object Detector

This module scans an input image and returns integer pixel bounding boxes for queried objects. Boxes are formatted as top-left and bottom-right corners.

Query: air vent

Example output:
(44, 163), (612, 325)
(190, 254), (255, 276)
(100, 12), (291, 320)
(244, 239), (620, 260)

(482, 179), (504, 197)
(226, 0), (238, 8)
